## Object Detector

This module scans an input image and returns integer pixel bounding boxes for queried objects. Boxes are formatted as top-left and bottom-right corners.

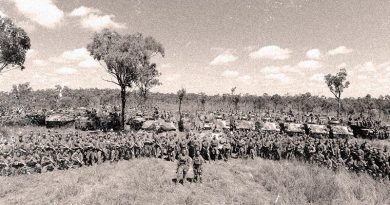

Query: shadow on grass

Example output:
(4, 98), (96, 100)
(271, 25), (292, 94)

(172, 177), (194, 184)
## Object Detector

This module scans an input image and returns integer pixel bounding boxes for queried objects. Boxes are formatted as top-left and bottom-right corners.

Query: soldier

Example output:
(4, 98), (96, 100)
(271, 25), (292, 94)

(126, 136), (135, 160)
(176, 149), (191, 185)
(134, 137), (143, 158)
(201, 138), (210, 162)
(0, 155), (9, 176)
(285, 140), (294, 160)
(222, 139), (231, 161)
(41, 148), (57, 173)
(1, 141), (12, 158)
(71, 148), (84, 168)
(56, 148), (71, 170)
(193, 150), (205, 183)
(306, 143), (316, 163)
(167, 137), (176, 162)
(210, 136), (219, 161)
(153, 134), (162, 158)
(247, 138), (256, 160)
(295, 141), (304, 161)
(238, 137), (246, 159)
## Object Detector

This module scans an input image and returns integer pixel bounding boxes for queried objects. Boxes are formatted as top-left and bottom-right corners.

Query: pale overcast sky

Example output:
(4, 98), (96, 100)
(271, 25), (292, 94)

(1, 0), (390, 97)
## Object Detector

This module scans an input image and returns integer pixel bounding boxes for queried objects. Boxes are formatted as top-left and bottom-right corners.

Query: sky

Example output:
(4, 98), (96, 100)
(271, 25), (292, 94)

(1, 0), (390, 97)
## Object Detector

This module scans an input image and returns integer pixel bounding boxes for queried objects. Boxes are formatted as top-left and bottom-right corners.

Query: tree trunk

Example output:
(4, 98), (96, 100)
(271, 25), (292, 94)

(120, 86), (126, 130)
(179, 99), (182, 120)
(178, 99), (183, 131)
(337, 98), (341, 119)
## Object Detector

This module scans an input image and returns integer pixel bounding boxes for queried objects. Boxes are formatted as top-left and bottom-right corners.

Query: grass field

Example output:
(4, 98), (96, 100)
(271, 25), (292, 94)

(1, 158), (389, 205)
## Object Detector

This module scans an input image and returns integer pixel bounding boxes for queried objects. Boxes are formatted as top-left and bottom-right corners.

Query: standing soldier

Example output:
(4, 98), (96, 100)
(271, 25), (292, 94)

(193, 150), (205, 183)
(210, 136), (219, 161)
(247, 138), (256, 160)
(201, 138), (210, 162)
(222, 139), (232, 161)
(176, 149), (191, 185)
(167, 137), (176, 161)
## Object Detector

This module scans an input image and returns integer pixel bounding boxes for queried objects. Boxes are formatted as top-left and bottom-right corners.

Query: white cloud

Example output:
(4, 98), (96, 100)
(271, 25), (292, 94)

(80, 14), (126, 31)
(210, 51), (238, 65)
(26, 49), (36, 59)
(265, 73), (289, 82)
(259, 65), (290, 82)
(297, 60), (322, 69)
(236, 75), (252, 84)
(165, 74), (181, 82)
(13, 0), (64, 28)
(33, 59), (48, 66)
(337, 63), (347, 69)
(16, 20), (36, 32)
(78, 58), (100, 68)
(61, 48), (90, 61)
(306, 49), (321, 60)
(221, 70), (239, 78)
(237, 75), (251, 81)
(249, 45), (291, 60)
(69, 6), (99, 17)
(260, 66), (281, 74)
(309, 73), (325, 82)
(357, 75), (368, 80)
(161, 63), (172, 68)
(56, 67), (77, 75)
(327, 46), (353, 56)
(48, 56), (65, 64)
(69, 6), (126, 31)
(49, 47), (99, 69)
(357, 62), (376, 72)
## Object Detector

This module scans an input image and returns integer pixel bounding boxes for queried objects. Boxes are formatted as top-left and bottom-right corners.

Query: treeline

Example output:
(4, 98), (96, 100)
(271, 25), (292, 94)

(0, 83), (389, 120)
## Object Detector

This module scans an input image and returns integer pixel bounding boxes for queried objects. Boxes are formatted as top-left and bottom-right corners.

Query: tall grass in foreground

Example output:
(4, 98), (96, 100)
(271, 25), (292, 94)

(0, 158), (389, 205)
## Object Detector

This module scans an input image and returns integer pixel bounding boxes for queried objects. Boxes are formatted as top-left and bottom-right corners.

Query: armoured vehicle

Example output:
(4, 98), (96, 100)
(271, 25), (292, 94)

(257, 121), (280, 133)
(45, 114), (75, 128)
(305, 124), (329, 138)
(329, 125), (353, 138)
(281, 123), (305, 136)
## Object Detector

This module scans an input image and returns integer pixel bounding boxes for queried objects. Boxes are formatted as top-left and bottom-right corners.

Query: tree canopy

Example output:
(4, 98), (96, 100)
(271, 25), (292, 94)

(324, 68), (350, 99)
(87, 29), (164, 129)
(0, 16), (31, 73)
(324, 68), (350, 118)
(135, 63), (161, 104)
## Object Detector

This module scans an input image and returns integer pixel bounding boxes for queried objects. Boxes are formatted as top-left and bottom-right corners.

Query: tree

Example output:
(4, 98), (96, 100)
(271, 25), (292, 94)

(233, 94), (240, 113)
(11, 82), (32, 112)
(177, 88), (186, 131)
(199, 92), (206, 111)
(0, 16), (31, 73)
(135, 63), (161, 106)
(270, 94), (282, 112)
(231, 87), (237, 95)
(87, 29), (164, 129)
(324, 68), (350, 119)
(254, 96), (266, 111)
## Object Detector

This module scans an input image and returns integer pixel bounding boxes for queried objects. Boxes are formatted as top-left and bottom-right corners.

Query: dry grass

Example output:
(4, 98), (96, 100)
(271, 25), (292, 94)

(0, 158), (389, 205)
